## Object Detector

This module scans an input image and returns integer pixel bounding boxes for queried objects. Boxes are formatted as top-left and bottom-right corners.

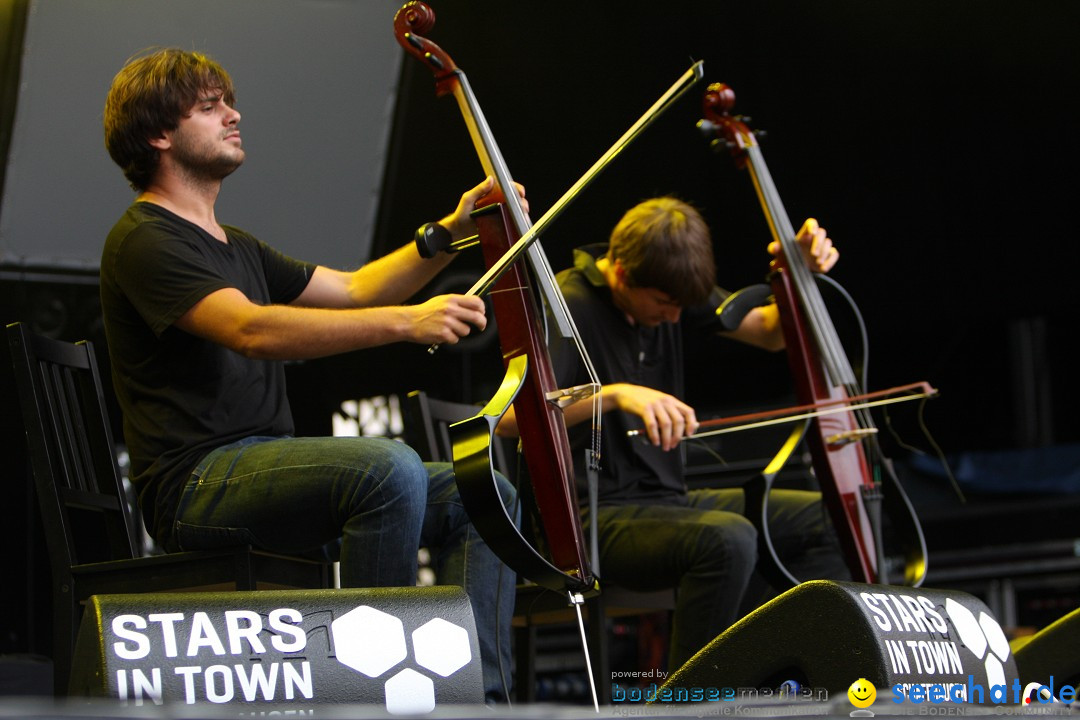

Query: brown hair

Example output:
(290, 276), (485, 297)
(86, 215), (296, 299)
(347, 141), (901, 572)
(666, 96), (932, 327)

(608, 197), (716, 306)
(103, 48), (236, 191)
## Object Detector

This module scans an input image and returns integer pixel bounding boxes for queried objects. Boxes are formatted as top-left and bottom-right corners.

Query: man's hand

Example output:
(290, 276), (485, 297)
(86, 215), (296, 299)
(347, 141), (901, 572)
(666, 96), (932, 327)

(438, 176), (529, 242)
(608, 383), (698, 451)
(403, 294), (487, 345)
(768, 217), (838, 273)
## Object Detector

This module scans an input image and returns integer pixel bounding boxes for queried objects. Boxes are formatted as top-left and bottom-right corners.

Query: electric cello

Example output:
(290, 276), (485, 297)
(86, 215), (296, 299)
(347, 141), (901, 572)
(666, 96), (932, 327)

(697, 82), (929, 587)
(392, 4), (703, 598)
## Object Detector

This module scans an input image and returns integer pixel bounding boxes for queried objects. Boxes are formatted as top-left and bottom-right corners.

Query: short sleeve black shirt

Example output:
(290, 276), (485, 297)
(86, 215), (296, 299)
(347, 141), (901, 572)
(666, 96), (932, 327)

(99, 202), (316, 542)
(550, 245), (729, 507)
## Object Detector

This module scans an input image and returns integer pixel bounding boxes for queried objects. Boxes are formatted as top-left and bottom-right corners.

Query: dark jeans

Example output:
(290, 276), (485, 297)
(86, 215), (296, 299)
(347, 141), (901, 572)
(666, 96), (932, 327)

(587, 487), (847, 671)
(168, 435), (516, 702)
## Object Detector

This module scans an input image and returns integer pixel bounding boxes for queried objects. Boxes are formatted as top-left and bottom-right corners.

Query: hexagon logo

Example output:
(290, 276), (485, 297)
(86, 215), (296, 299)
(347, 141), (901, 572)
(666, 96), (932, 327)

(330, 605), (476, 713)
(946, 598), (1011, 688)
(413, 618), (472, 677)
(331, 605), (407, 677)
(384, 668), (435, 715)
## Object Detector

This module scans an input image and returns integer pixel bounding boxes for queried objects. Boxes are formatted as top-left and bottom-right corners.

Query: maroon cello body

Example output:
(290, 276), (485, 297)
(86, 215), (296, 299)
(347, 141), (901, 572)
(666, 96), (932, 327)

(769, 246), (881, 581)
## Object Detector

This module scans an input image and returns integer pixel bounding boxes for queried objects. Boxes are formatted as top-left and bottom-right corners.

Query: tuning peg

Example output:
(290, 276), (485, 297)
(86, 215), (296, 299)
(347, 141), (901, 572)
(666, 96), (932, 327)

(696, 118), (718, 138)
(709, 138), (733, 154)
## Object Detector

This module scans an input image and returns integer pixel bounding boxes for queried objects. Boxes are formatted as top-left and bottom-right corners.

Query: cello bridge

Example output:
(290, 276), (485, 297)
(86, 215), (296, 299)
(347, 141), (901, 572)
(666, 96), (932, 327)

(546, 383), (597, 409)
(826, 428), (878, 447)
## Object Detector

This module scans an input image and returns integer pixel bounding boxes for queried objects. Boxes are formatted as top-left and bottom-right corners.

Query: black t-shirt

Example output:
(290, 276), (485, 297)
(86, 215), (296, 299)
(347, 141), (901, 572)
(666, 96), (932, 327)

(550, 244), (729, 506)
(99, 202), (316, 543)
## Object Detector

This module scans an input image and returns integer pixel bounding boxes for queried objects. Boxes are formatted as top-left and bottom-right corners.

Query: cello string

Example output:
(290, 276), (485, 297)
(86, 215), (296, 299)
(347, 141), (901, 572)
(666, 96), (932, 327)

(747, 145), (851, 388)
(748, 144), (883, 442)
(448, 72), (578, 340)
(443, 65), (606, 459)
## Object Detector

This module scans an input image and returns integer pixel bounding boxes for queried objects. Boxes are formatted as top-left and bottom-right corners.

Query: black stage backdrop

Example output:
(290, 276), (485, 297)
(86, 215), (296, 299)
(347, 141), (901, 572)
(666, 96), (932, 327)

(352, 0), (1080, 454)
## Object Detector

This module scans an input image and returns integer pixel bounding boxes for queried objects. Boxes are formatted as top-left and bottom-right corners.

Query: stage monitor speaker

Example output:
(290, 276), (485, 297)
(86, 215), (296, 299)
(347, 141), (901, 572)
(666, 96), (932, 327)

(69, 586), (483, 712)
(1013, 606), (1080, 695)
(659, 580), (1018, 701)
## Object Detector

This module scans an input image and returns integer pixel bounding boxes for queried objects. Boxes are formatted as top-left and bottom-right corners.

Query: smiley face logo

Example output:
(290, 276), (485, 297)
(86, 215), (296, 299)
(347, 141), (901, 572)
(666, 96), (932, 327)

(848, 678), (877, 709)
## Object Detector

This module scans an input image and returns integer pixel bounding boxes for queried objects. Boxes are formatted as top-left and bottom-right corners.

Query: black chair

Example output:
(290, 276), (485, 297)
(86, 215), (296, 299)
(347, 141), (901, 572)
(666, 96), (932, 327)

(402, 389), (675, 703)
(6, 322), (334, 696)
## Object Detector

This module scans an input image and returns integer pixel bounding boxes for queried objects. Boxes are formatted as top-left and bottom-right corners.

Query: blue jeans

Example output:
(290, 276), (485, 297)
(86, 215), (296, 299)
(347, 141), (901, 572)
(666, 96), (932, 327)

(586, 487), (847, 670)
(168, 435), (516, 702)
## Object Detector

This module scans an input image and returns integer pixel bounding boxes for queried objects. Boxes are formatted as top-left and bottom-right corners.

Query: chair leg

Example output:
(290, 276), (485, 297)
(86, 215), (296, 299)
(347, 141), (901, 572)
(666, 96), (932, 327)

(513, 624), (537, 702)
(53, 586), (77, 697)
(586, 596), (611, 704)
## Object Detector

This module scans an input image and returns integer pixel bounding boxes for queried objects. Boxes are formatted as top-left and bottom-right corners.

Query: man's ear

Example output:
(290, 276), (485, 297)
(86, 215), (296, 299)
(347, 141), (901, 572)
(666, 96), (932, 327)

(147, 132), (170, 151)
(612, 259), (629, 284)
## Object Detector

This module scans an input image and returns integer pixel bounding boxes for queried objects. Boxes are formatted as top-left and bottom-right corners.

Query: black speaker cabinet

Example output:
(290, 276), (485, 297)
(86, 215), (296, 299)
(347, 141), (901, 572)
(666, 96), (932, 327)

(659, 580), (1019, 702)
(69, 586), (483, 712)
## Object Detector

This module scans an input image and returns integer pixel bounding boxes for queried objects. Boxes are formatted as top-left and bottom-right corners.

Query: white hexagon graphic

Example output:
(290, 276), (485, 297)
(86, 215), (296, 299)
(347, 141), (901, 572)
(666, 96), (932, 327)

(413, 618), (472, 677)
(979, 611), (1010, 660)
(984, 653), (1006, 690)
(945, 598), (1012, 690)
(384, 668), (435, 715)
(946, 598), (987, 658)
(331, 605), (407, 677)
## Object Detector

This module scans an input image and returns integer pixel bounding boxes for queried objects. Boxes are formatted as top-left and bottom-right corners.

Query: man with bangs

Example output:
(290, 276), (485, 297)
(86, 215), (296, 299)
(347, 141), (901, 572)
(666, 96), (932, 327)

(100, 48), (516, 702)
(500, 196), (848, 672)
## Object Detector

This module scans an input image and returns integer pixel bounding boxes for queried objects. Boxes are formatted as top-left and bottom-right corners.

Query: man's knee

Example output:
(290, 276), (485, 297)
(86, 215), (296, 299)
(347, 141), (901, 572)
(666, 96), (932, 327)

(770, 489), (829, 542)
(335, 436), (428, 505)
(700, 513), (758, 558)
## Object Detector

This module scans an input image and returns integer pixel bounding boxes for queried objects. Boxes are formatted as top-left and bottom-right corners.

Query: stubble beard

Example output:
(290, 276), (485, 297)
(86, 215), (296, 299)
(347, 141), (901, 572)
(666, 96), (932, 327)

(172, 130), (245, 186)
